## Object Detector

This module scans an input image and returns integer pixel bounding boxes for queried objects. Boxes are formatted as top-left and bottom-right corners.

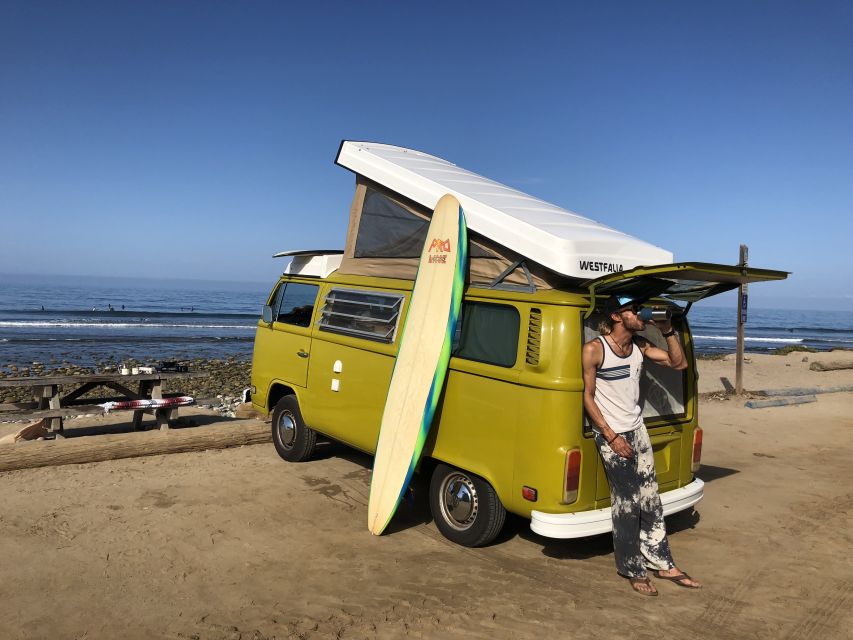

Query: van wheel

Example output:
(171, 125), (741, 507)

(429, 463), (506, 547)
(271, 396), (317, 462)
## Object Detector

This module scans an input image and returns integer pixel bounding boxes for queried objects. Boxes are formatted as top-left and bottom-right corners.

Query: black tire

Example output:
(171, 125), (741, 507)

(429, 463), (506, 547)
(271, 395), (317, 462)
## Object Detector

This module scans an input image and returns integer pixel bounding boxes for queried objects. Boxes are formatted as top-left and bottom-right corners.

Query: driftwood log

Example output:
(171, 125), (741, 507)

(757, 385), (853, 396)
(809, 361), (853, 372)
(0, 419), (50, 445)
(744, 395), (817, 409)
(0, 421), (271, 473)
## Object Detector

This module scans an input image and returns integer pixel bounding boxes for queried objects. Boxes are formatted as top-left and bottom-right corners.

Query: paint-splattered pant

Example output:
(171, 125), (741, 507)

(594, 426), (675, 578)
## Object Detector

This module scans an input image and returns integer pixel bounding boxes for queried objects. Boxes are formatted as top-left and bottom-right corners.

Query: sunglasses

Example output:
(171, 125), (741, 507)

(621, 305), (644, 315)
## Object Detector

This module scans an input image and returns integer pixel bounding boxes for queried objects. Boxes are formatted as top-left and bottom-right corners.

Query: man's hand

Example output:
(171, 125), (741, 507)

(608, 433), (634, 459)
(649, 318), (672, 334)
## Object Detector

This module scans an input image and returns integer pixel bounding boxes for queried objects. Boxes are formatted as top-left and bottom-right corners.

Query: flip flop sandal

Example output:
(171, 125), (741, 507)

(628, 576), (659, 596)
(652, 570), (702, 589)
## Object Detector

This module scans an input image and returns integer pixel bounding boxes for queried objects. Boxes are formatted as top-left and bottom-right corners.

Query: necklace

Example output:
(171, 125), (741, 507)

(606, 335), (632, 357)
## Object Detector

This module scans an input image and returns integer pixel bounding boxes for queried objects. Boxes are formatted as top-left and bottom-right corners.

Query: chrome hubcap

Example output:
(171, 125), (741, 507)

(276, 412), (296, 448)
(440, 473), (478, 531)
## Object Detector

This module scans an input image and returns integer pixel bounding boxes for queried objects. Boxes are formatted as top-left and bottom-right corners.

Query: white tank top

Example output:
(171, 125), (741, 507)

(593, 335), (644, 434)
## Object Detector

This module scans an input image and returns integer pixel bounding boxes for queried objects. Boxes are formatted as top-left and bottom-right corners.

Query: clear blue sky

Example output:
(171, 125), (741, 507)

(1, 1), (851, 309)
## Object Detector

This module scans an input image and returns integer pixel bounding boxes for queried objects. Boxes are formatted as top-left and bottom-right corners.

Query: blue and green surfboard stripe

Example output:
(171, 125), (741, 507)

(376, 204), (468, 533)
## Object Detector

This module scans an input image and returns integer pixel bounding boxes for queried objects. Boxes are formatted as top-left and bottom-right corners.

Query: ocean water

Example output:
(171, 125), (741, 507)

(0, 276), (269, 368)
(687, 306), (853, 355)
(0, 276), (851, 368)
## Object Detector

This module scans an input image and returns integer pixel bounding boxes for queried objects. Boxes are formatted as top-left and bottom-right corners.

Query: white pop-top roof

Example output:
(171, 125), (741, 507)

(336, 141), (673, 279)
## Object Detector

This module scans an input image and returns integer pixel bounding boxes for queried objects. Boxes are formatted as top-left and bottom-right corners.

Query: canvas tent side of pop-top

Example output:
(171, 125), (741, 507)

(333, 141), (673, 287)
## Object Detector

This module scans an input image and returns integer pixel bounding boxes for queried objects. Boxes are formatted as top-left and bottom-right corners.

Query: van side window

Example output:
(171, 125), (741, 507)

(318, 288), (404, 343)
(276, 283), (319, 327)
(267, 282), (287, 319)
(453, 302), (520, 367)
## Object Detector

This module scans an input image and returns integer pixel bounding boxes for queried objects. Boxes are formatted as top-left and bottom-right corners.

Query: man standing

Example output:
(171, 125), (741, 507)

(581, 295), (702, 596)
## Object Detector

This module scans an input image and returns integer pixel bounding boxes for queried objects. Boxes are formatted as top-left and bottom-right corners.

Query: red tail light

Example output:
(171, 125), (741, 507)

(692, 427), (703, 472)
(563, 449), (581, 504)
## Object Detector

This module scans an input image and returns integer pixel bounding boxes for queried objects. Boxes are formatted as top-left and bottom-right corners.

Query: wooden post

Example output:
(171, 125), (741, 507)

(38, 385), (63, 435)
(736, 245), (749, 394)
(132, 380), (151, 431)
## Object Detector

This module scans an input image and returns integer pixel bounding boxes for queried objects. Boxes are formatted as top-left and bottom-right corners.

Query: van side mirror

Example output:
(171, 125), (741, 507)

(262, 305), (274, 324)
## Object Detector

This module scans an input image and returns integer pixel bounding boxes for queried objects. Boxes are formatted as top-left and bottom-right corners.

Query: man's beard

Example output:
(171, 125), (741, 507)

(625, 317), (646, 333)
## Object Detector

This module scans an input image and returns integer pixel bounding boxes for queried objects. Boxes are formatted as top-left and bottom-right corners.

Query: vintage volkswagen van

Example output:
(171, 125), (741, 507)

(250, 142), (787, 546)
(250, 261), (784, 547)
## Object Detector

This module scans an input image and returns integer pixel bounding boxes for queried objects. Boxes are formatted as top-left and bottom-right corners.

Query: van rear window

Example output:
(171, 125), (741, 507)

(582, 313), (687, 421)
(318, 289), (404, 343)
(453, 303), (520, 368)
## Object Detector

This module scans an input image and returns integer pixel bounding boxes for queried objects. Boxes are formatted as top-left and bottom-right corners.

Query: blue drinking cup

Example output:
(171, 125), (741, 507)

(639, 308), (672, 322)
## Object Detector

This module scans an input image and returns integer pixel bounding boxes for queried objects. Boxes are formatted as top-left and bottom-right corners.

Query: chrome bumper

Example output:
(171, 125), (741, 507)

(530, 478), (704, 539)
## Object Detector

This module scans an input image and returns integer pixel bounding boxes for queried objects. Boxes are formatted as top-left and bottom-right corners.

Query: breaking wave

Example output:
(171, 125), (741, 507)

(693, 335), (804, 343)
(0, 321), (255, 330)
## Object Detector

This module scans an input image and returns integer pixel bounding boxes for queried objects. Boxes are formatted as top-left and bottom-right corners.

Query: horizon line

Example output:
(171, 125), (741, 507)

(1, 271), (272, 287)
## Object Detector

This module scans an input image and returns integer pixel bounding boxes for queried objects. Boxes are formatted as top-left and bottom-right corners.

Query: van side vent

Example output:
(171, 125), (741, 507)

(526, 308), (542, 365)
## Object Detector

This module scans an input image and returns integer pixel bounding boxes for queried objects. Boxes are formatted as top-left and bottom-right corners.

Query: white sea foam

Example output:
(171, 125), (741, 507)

(0, 321), (254, 330)
(693, 335), (804, 343)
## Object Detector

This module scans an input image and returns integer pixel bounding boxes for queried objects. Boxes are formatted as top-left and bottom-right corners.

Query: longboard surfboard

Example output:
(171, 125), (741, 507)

(367, 194), (468, 535)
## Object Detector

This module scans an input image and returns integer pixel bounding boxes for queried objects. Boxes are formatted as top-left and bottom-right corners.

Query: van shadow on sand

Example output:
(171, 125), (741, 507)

(296, 439), (712, 549)
(303, 441), (498, 537)
(696, 464), (740, 483)
(304, 443), (565, 548)
(532, 507), (702, 561)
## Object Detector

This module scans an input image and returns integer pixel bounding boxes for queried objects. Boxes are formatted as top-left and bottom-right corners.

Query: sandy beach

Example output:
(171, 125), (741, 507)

(0, 351), (851, 639)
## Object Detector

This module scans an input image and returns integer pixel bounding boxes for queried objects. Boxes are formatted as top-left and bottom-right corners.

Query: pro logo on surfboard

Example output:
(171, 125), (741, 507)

(428, 238), (452, 264)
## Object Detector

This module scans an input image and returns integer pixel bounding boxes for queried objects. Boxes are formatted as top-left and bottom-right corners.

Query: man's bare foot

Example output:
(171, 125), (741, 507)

(628, 576), (659, 596)
(653, 568), (702, 589)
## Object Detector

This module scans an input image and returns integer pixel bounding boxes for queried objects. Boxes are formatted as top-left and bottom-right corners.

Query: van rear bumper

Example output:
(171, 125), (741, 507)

(530, 478), (704, 539)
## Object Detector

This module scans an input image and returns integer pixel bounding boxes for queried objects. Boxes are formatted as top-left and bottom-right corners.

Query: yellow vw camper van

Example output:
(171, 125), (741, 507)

(250, 142), (787, 547)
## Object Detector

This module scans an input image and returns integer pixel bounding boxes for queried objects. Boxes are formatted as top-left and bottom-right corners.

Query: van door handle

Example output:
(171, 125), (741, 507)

(297, 350), (309, 358)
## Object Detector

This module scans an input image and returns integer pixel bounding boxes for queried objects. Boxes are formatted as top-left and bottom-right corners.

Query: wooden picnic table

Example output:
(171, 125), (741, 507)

(0, 371), (208, 435)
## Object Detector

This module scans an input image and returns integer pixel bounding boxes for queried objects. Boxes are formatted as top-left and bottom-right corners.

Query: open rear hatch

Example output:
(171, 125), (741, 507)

(583, 262), (788, 501)
(582, 262), (789, 316)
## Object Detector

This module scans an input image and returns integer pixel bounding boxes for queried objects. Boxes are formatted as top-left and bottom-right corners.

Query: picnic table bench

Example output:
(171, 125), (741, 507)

(0, 371), (208, 435)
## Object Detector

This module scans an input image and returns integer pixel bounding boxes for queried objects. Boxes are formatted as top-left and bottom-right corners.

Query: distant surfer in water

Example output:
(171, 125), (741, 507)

(582, 296), (702, 596)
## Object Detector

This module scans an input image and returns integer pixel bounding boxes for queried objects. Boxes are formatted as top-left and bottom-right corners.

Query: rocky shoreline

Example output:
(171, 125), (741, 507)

(0, 357), (252, 409)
